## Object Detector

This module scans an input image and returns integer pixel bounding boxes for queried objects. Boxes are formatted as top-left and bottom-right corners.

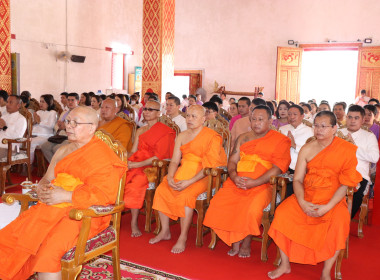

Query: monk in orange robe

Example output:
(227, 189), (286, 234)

(150, 105), (227, 253)
(203, 105), (291, 258)
(268, 111), (362, 280)
(125, 100), (176, 237)
(98, 98), (133, 151)
(0, 107), (127, 280)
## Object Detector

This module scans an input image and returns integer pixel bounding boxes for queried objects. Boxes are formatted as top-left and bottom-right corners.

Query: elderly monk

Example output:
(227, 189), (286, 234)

(98, 98), (133, 151)
(203, 105), (291, 258)
(126, 100), (176, 237)
(149, 105), (227, 253)
(268, 111), (362, 280)
(0, 106), (127, 280)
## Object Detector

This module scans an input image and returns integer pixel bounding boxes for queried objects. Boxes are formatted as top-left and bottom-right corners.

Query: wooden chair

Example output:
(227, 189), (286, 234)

(215, 114), (229, 128)
(152, 123), (231, 248)
(302, 119), (313, 127)
(53, 100), (64, 117)
(125, 103), (136, 121)
(219, 108), (232, 121)
(2, 130), (127, 279)
(0, 108), (33, 195)
(143, 116), (180, 233)
(29, 98), (40, 112)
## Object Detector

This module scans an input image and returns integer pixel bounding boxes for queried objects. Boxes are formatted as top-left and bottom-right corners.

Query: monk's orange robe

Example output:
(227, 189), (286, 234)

(203, 130), (291, 246)
(124, 122), (175, 209)
(268, 137), (362, 265)
(153, 127), (227, 220)
(98, 116), (133, 152)
(0, 136), (127, 279)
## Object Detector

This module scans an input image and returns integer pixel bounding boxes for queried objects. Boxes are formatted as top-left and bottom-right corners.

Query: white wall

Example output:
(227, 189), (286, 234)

(11, 0), (143, 99)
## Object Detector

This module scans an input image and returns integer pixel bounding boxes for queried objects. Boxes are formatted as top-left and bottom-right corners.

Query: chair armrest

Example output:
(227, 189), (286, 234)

(2, 191), (39, 213)
(152, 159), (170, 168)
(69, 203), (125, 220)
(346, 186), (355, 215)
(203, 166), (228, 204)
(2, 138), (30, 145)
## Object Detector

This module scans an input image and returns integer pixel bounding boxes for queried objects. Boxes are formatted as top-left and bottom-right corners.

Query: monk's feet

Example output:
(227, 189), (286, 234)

(171, 236), (187, 254)
(227, 240), (242, 256)
(149, 231), (171, 244)
(268, 264), (291, 279)
(238, 236), (251, 258)
(131, 224), (142, 237)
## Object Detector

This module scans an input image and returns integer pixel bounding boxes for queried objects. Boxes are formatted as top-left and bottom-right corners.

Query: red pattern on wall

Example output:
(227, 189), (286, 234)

(0, 0), (11, 93)
(142, 0), (175, 100)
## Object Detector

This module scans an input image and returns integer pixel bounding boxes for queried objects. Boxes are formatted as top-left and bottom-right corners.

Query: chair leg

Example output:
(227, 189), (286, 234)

(1, 166), (11, 195)
(195, 202), (205, 247)
(61, 265), (82, 280)
(153, 210), (161, 235)
(26, 162), (32, 181)
(261, 217), (270, 262)
(144, 191), (154, 233)
(334, 249), (345, 280)
(112, 246), (121, 280)
(358, 196), (368, 238)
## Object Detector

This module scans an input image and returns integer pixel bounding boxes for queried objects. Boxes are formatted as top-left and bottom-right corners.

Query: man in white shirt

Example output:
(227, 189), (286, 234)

(279, 105), (314, 196)
(60, 92), (69, 111)
(0, 90), (8, 117)
(166, 96), (187, 132)
(161, 92), (173, 115)
(338, 105), (379, 218)
(0, 95), (27, 158)
(41, 93), (79, 162)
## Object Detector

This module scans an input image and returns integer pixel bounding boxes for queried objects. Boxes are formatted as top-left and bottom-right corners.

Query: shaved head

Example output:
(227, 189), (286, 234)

(103, 98), (118, 108)
(186, 105), (206, 129)
(187, 104), (205, 117)
(70, 106), (99, 128)
(146, 100), (161, 110)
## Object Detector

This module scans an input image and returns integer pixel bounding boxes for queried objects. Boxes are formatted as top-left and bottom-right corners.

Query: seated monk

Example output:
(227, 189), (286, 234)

(149, 105), (227, 253)
(0, 106), (127, 280)
(125, 100), (176, 237)
(203, 105), (291, 258)
(267, 111), (362, 280)
(98, 98), (133, 151)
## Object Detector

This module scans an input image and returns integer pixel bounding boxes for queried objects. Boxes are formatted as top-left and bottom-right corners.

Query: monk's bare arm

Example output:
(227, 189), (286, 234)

(167, 133), (183, 187)
(227, 135), (241, 181)
(244, 165), (282, 189)
(128, 127), (144, 157)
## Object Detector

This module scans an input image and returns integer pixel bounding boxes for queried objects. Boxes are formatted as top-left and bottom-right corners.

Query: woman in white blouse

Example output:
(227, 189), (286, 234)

(30, 94), (57, 163)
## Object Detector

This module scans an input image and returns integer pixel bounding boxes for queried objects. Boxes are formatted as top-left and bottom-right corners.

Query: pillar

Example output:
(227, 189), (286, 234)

(0, 0), (11, 93)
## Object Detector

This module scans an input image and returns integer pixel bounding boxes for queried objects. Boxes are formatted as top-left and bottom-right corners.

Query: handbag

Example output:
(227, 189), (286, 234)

(48, 135), (68, 144)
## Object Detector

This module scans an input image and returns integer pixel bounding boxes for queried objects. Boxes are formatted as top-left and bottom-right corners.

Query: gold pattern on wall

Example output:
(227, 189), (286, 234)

(0, 0), (11, 93)
(361, 51), (380, 68)
(280, 51), (300, 67)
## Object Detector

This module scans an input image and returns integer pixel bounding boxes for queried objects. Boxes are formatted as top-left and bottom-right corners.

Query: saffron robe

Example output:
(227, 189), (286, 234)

(268, 137), (362, 265)
(153, 127), (227, 220)
(0, 136), (127, 279)
(98, 116), (133, 152)
(124, 122), (175, 209)
(203, 130), (291, 246)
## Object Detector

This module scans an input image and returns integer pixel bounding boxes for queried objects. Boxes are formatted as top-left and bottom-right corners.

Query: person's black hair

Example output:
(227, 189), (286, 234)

(360, 89), (366, 95)
(252, 98), (266, 106)
(238, 97), (251, 106)
(348, 104), (365, 117)
(229, 97), (236, 103)
(0, 90), (8, 101)
(182, 94), (187, 99)
(265, 101), (274, 115)
(369, 98), (379, 104)
(21, 91), (31, 99)
(302, 103), (311, 111)
(333, 102), (347, 111)
(251, 105), (272, 120)
(310, 102), (318, 109)
(168, 96), (181, 106)
(257, 92), (264, 97)
(272, 100), (278, 107)
(88, 91), (95, 97)
(210, 95), (222, 105)
(275, 100), (290, 119)
(364, 104), (378, 117)
(100, 94), (107, 101)
(230, 102), (238, 110)
(319, 102), (331, 111)
(91, 95), (102, 104)
(41, 94), (55, 111)
(188, 94), (196, 101)
(220, 92), (226, 97)
(289, 104), (304, 115)
(148, 95), (159, 101)
(81, 92), (91, 106)
(60, 92), (68, 98)
(202, 101), (219, 113)
(130, 94), (139, 104)
(20, 95), (30, 107)
(68, 92), (80, 100)
(314, 111), (337, 126)
(116, 94), (127, 112)
(289, 101), (295, 105)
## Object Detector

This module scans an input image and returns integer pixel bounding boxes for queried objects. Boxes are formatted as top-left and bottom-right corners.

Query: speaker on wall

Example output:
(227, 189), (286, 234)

(71, 55), (86, 63)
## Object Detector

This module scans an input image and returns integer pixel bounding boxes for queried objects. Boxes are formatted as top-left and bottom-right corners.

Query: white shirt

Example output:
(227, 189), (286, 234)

(279, 123), (314, 170)
(355, 96), (370, 107)
(0, 111), (27, 148)
(338, 128), (379, 183)
(0, 106), (6, 116)
(171, 114), (187, 132)
(32, 110), (57, 137)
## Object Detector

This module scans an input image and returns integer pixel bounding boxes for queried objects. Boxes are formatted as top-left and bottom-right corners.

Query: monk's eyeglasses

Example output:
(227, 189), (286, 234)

(143, 107), (160, 112)
(312, 124), (333, 130)
(64, 119), (93, 128)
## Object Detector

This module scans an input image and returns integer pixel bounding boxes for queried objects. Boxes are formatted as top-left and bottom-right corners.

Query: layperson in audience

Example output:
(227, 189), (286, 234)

(204, 105), (291, 258)
(41, 93), (79, 162)
(229, 97), (236, 105)
(60, 92), (68, 111)
(180, 94), (189, 111)
(229, 102), (238, 118)
(279, 105), (314, 196)
(229, 97), (251, 130)
(166, 96), (187, 131)
(0, 106), (127, 280)
(266, 101), (275, 117)
(220, 92), (230, 111)
(355, 89), (370, 106)
(0, 95), (27, 158)
(319, 102), (331, 112)
(368, 98), (379, 106)
(161, 92), (173, 114)
(202, 101), (219, 121)
(130, 93), (142, 112)
(209, 95), (225, 117)
(272, 100), (290, 129)
(0, 90), (8, 116)
(116, 94), (131, 116)
(30, 94), (58, 163)
(333, 102), (347, 127)
(301, 103), (312, 121)
(125, 100), (176, 237)
(230, 98), (267, 148)
(268, 111), (362, 280)
(79, 92), (91, 106)
(195, 93), (203, 105)
(364, 104), (380, 140)
(91, 95), (102, 113)
(20, 95), (35, 117)
(309, 102), (318, 120)
(150, 105), (227, 253)
(338, 105), (379, 218)
(98, 98), (133, 151)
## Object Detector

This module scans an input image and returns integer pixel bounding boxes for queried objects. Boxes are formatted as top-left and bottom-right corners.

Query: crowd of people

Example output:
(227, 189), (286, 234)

(0, 88), (378, 280)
